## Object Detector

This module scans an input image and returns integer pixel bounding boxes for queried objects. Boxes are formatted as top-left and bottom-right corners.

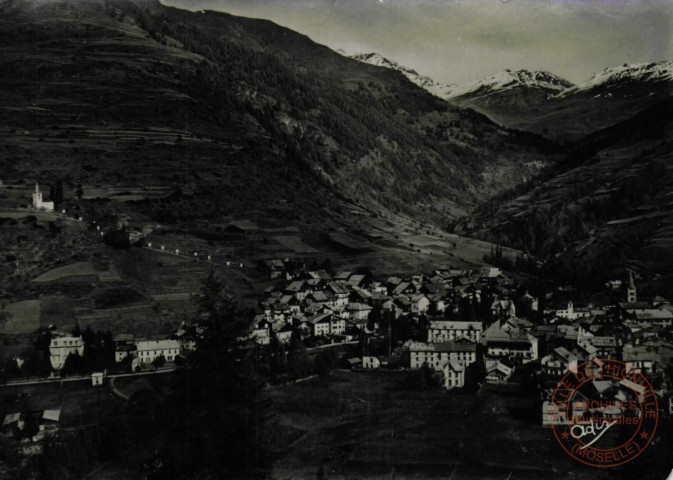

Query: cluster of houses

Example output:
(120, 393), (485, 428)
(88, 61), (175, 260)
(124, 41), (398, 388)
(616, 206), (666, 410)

(35, 262), (673, 422)
(252, 264), (542, 389)
(538, 273), (673, 379)
(253, 265), (673, 401)
(538, 272), (673, 425)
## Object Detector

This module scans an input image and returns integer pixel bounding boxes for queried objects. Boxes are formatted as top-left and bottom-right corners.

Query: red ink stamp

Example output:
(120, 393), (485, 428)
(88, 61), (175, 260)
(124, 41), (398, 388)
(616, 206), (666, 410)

(550, 358), (658, 467)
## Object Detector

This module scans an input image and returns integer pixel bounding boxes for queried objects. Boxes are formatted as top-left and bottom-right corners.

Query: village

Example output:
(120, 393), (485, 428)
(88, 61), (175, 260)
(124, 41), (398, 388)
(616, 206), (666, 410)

(3, 183), (673, 468)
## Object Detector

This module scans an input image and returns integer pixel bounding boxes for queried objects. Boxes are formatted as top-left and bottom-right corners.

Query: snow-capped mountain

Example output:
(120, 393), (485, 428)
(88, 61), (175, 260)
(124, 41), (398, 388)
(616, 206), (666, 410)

(562, 61), (673, 96)
(347, 52), (673, 141)
(448, 69), (574, 99)
(350, 52), (455, 99)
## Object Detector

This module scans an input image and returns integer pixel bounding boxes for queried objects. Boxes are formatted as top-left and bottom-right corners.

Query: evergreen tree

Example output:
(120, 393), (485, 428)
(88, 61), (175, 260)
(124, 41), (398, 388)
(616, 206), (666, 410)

(287, 327), (309, 379)
(156, 269), (271, 479)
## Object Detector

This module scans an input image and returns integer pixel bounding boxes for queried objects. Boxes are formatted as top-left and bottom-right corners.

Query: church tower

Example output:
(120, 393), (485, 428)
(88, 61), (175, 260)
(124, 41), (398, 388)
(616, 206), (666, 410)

(31, 182), (54, 211)
(626, 270), (637, 303)
(32, 182), (43, 209)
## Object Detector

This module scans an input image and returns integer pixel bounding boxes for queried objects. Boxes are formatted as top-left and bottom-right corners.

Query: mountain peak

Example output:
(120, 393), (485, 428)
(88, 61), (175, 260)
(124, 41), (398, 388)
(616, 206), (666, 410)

(568, 60), (673, 94)
(449, 69), (574, 98)
(350, 52), (455, 99)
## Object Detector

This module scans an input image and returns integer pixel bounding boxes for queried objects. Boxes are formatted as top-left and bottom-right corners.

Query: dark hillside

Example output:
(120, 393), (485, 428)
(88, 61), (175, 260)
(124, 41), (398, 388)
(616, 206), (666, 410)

(457, 97), (673, 289)
(0, 0), (559, 229)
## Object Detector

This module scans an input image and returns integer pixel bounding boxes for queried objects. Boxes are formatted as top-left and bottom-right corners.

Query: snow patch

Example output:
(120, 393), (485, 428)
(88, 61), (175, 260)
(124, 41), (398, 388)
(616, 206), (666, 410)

(350, 52), (455, 99)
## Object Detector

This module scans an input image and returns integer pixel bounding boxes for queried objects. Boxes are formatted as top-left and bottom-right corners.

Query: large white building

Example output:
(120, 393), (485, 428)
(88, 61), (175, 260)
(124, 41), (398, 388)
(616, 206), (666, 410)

(408, 340), (477, 370)
(136, 339), (181, 364)
(49, 336), (84, 370)
(427, 321), (483, 343)
(32, 183), (54, 211)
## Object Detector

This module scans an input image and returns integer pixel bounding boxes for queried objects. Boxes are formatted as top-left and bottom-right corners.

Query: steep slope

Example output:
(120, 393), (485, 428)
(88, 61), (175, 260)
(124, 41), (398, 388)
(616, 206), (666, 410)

(453, 62), (673, 141)
(0, 0), (559, 229)
(350, 52), (455, 99)
(456, 97), (673, 288)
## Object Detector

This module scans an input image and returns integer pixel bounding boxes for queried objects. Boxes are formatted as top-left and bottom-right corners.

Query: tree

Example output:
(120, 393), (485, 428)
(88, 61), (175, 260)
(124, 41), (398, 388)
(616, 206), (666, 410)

(315, 349), (336, 377)
(155, 269), (271, 479)
(367, 304), (382, 331)
(287, 327), (309, 379)
(61, 351), (84, 376)
(50, 178), (64, 206)
(151, 355), (166, 368)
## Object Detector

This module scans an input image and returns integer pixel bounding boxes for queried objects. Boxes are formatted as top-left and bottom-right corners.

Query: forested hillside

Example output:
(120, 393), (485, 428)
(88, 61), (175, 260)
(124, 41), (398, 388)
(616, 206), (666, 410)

(0, 0), (560, 230)
(457, 97), (673, 289)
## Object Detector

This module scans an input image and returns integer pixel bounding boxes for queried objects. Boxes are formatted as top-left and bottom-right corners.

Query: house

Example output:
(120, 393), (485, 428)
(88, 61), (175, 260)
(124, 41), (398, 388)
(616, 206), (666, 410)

(49, 335), (85, 370)
(623, 307), (673, 328)
(541, 346), (578, 378)
(136, 339), (181, 364)
(483, 321), (538, 364)
(251, 317), (272, 345)
(348, 303), (373, 322)
(32, 183), (54, 211)
(392, 282), (414, 296)
(410, 294), (430, 314)
(345, 357), (362, 370)
(555, 301), (592, 321)
(330, 315), (346, 335)
(176, 328), (197, 352)
(2, 412), (22, 432)
(42, 409), (61, 430)
(349, 287), (371, 304)
(577, 328), (618, 359)
(369, 282), (388, 294)
(113, 333), (136, 363)
(306, 290), (329, 305)
(285, 280), (307, 298)
(622, 344), (659, 375)
(440, 360), (465, 390)
(264, 259), (285, 279)
(408, 339), (477, 370)
(485, 359), (513, 384)
(480, 267), (501, 278)
(517, 292), (538, 315)
(541, 389), (589, 427)
(308, 312), (333, 336)
(275, 322), (294, 344)
(362, 356), (381, 370)
(308, 270), (332, 281)
(334, 271), (353, 281)
(382, 299), (404, 319)
(427, 321), (483, 343)
(347, 274), (366, 288)
(491, 299), (516, 319)
(328, 283), (350, 307)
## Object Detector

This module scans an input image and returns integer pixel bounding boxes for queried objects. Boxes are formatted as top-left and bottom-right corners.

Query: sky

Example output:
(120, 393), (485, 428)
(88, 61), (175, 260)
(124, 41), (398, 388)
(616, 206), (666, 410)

(161, 0), (673, 86)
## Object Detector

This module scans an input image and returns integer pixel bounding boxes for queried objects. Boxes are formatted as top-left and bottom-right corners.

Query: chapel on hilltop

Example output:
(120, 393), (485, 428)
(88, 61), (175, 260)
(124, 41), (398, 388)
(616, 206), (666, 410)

(32, 183), (54, 212)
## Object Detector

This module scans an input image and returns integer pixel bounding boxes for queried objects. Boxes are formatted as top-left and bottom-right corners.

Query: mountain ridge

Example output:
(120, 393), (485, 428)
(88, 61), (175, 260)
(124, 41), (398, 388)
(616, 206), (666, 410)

(348, 50), (673, 141)
(350, 52), (455, 99)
